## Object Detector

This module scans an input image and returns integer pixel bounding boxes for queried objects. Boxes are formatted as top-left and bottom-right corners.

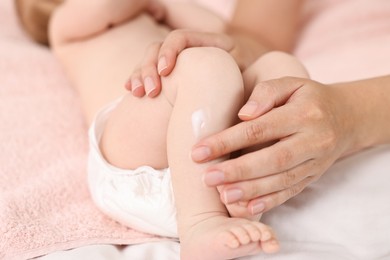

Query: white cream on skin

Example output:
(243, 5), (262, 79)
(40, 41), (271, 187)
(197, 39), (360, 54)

(191, 109), (207, 140)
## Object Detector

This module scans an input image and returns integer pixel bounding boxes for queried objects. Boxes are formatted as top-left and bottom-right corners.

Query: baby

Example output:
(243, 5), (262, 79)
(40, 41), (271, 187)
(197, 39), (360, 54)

(15, 0), (308, 259)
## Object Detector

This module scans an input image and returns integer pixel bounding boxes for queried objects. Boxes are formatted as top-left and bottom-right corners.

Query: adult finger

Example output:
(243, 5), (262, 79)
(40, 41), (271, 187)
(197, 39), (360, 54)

(157, 30), (234, 76)
(191, 102), (300, 163)
(191, 78), (306, 163)
(203, 132), (314, 186)
(247, 176), (316, 215)
(219, 158), (318, 205)
(238, 77), (306, 121)
(141, 41), (163, 97)
(127, 67), (145, 97)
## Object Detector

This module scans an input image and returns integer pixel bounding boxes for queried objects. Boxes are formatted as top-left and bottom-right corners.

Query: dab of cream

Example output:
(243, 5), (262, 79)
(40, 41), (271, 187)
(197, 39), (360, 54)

(191, 109), (206, 139)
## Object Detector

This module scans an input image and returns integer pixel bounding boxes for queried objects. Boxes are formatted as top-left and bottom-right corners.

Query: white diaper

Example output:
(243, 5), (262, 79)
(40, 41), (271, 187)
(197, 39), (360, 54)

(87, 100), (177, 238)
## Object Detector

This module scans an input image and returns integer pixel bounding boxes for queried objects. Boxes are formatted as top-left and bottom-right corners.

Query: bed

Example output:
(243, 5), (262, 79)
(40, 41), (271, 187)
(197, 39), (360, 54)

(1, 0), (390, 259)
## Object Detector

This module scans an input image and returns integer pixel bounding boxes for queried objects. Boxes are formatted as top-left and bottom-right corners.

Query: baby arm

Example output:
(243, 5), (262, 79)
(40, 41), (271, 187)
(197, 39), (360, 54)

(50, 0), (225, 47)
(49, 0), (150, 46)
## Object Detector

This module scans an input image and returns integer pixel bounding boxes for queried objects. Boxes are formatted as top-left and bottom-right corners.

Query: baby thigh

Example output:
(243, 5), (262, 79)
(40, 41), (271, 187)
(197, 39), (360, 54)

(99, 93), (172, 170)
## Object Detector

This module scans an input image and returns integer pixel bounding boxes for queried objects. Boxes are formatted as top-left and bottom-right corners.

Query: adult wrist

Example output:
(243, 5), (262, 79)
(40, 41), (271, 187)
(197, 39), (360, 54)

(332, 76), (390, 155)
(226, 27), (271, 70)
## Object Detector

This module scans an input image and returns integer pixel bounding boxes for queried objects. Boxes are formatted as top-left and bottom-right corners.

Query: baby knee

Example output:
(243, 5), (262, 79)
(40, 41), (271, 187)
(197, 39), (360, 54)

(179, 47), (242, 82)
(163, 47), (244, 102)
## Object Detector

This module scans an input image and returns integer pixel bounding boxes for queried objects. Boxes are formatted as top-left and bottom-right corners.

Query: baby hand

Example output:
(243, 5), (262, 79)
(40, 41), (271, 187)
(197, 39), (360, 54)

(125, 29), (234, 98)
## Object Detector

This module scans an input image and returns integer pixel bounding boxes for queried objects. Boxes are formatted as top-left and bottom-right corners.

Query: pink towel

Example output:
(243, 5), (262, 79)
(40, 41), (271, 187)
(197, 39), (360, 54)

(1, 0), (389, 259)
(0, 1), (163, 259)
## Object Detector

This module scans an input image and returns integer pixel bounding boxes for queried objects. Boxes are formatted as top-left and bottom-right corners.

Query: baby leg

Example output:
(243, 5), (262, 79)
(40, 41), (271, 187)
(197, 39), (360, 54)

(243, 50), (310, 95)
(223, 51), (310, 220)
(100, 92), (172, 170)
(162, 47), (279, 259)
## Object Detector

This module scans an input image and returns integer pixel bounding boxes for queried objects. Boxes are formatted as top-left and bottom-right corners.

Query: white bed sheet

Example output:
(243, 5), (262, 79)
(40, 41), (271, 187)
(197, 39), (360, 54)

(38, 241), (355, 260)
(39, 145), (390, 259)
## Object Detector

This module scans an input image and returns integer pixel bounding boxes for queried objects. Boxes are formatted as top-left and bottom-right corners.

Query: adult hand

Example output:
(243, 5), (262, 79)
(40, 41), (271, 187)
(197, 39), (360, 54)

(125, 28), (270, 97)
(191, 77), (357, 215)
(125, 29), (234, 98)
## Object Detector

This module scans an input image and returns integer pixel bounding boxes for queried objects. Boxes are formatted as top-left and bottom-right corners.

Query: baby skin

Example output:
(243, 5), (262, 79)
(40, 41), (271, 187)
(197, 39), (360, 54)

(179, 215), (279, 259)
(100, 48), (283, 259)
(49, 1), (312, 259)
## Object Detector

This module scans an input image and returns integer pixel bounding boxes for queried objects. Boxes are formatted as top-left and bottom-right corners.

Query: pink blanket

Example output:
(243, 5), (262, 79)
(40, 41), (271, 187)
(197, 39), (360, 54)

(1, 0), (390, 259)
(0, 1), (162, 259)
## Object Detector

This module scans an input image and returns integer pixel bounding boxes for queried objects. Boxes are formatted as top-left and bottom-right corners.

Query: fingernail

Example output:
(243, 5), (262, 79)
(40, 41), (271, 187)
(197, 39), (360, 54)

(191, 146), (211, 162)
(223, 189), (243, 204)
(203, 171), (225, 186)
(158, 56), (167, 75)
(144, 77), (156, 96)
(131, 78), (142, 92)
(125, 80), (132, 90)
(251, 201), (265, 215)
(238, 101), (259, 117)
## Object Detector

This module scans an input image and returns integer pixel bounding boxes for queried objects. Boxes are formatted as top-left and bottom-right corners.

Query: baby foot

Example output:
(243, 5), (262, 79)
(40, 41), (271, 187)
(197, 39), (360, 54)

(179, 215), (279, 260)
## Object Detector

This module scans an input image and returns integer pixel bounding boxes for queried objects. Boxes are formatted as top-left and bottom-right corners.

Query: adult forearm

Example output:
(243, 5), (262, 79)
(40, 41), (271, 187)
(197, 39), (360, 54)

(230, 0), (304, 53)
(225, 0), (304, 70)
(225, 28), (272, 70)
(335, 75), (390, 154)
